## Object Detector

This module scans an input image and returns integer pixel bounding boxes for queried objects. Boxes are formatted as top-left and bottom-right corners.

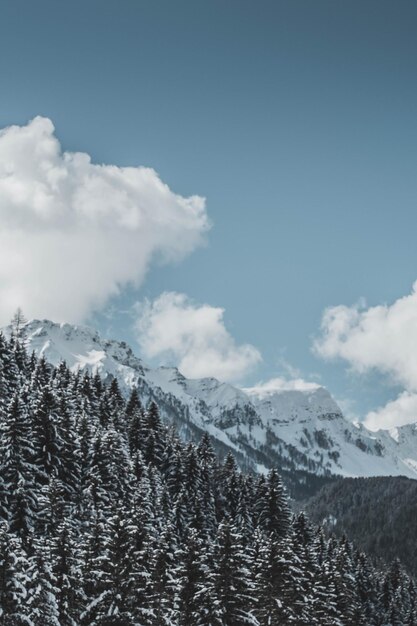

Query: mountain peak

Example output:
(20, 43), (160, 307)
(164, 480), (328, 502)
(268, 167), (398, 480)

(6, 318), (417, 483)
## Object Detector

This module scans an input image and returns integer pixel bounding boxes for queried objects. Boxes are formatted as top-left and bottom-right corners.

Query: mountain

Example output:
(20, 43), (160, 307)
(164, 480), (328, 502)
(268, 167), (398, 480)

(1, 328), (413, 626)
(7, 319), (417, 495)
(303, 475), (417, 577)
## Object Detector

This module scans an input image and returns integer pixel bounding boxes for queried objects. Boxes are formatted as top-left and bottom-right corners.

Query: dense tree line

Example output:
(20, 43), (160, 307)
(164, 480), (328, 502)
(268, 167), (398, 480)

(304, 475), (417, 578)
(0, 332), (416, 625)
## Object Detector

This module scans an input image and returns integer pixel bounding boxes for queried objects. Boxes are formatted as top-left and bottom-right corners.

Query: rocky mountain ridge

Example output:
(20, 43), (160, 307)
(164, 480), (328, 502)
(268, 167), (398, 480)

(7, 319), (417, 494)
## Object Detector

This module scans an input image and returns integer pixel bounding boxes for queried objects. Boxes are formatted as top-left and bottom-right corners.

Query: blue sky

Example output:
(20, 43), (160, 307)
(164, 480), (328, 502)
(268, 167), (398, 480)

(1, 0), (417, 427)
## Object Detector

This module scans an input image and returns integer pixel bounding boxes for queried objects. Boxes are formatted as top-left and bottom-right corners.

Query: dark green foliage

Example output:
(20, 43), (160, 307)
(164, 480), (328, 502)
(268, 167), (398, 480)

(0, 336), (414, 625)
(255, 468), (291, 538)
(304, 475), (417, 577)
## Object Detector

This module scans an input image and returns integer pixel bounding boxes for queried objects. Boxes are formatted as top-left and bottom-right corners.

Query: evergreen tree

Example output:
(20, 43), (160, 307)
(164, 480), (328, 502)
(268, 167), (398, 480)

(0, 525), (31, 625)
(176, 529), (205, 625)
(0, 337), (412, 626)
(26, 547), (60, 626)
(32, 386), (62, 483)
(0, 394), (37, 536)
(256, 468), (290, 538)
(51, 521), (81, 626)
(213, 519), (259, 626)
(149, 522), (178, 625)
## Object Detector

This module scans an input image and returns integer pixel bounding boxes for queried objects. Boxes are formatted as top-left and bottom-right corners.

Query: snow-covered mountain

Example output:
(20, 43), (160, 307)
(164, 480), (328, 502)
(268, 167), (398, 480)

(7, 319), (417, 491)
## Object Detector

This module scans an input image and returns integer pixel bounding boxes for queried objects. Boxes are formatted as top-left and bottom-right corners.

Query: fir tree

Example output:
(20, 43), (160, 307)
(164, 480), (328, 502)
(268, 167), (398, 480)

(32, 386), (62, 483)
(256, 468), (290, 538)
(0, 525), (31, 625)
(176, 529), (205, 625)
(26, 547), (60, 626)
(213, 519), (259, 626)
(0, 337), (412, 626)
(0, 394), (37, 536)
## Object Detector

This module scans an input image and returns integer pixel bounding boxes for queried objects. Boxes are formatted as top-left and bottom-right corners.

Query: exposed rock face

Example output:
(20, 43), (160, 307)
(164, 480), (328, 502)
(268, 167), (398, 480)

(8, 319), (417, 497)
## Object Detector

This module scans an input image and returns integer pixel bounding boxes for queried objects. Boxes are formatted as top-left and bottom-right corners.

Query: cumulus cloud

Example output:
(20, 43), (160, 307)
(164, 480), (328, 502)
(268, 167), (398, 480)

(134, 292), (262, 382)
(314, 282), (417, 428)
(314, 284), (417, 389)
(0, 116), (209, 324)
(366, 392), (417, 431)
(243, 377), (321, 397)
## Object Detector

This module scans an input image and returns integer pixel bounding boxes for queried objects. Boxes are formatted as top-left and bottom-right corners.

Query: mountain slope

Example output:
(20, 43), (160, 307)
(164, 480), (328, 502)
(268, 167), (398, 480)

(303, 475), (417, 576)
(1, 329), (413, 626)
(8, 319), (417, 491)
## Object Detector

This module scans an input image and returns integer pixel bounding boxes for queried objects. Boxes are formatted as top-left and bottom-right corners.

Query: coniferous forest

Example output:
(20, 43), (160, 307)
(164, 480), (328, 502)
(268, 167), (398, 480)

(1, 333), (417, 626)
(304, 475), (417, 578)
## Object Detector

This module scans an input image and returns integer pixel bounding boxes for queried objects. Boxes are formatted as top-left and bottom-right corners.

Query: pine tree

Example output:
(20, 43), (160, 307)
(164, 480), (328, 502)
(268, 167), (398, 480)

(176, 529), (206, 625)
(0, 394), (37, 537)
(32, 386), (62, 483)
(197, 432), (217, 467)
(126, 389), (144, 456)
(286, 513), (318, 625)
(0, 336), (413, 626)
(55, 393), (80, 496)
(143, 401), (165, 468)
(149, 522), (179, 625)
(213, 519), (259, 626)
(257, 531), (293, 625)
(84, 510), (141, 624)
(256, 468), (290, 539)
(332, 536), (360, 626)
(0, 337), (21, 395)
(0, 525), (31, 625)
(353, 551), (378, 626)
(50, 522), (80, 626)
(26, 546), (60, 626)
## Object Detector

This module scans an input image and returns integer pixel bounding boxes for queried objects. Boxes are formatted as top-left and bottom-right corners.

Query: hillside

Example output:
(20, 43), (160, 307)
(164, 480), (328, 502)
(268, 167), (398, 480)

(0, 331), (416, 625)
(6, 319), (417, 499)
(304, 475), (417, 577)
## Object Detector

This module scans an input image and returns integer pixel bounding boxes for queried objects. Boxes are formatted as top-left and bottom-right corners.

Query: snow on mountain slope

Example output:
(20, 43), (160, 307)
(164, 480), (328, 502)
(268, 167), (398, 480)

(7, 319), (417, 482)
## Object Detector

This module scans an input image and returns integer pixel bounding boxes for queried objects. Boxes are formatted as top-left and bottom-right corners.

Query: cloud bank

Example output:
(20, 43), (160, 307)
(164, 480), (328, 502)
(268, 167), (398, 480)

(243, 377), (321, 397)
(135, 292), (262, 382)
(314, 283), (417, 429)
(365, 392), (417, 431)
(0, 116), (209, 324)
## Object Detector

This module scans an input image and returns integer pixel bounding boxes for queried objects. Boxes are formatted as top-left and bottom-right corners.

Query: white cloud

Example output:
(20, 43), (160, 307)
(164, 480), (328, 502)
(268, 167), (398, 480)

(314, 283), (417, 428)
(365, 392), (417, 431)
(243, 377), (321, 397)
(314, 284), (417, 390)
(134, 292), (262, 382)
(0, 116), (209, 324)
(276, 358), (304, 380)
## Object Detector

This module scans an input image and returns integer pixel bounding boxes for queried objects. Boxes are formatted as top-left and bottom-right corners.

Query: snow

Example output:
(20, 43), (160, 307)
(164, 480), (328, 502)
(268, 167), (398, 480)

(76, 350), (107, 368)
(8, 318), (417, 482)
(389, 427), (400, 442)
(404, 458), (417, 472)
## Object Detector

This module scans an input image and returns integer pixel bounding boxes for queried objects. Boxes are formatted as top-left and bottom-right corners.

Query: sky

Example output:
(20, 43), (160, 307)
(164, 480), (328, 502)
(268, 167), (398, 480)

(1, 0), (417, 429)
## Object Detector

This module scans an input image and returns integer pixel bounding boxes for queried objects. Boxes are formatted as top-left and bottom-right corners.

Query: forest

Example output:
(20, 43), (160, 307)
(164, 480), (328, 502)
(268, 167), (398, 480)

(0, 332), (416, 626)
(304, 475), (417, 578)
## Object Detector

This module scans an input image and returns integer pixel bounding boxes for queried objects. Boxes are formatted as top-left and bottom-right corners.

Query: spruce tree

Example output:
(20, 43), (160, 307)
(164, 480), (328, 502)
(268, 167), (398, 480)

(26, 547), (60, 626)
(0, 525), (31, 625)
(32, 386), (62, 483)
(256, 468), (290, 539)
(213, 519), (259, 626)
(0, 336), (413, 626)
(0, 394), (37, 536)
(176, 529), (207, 625)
